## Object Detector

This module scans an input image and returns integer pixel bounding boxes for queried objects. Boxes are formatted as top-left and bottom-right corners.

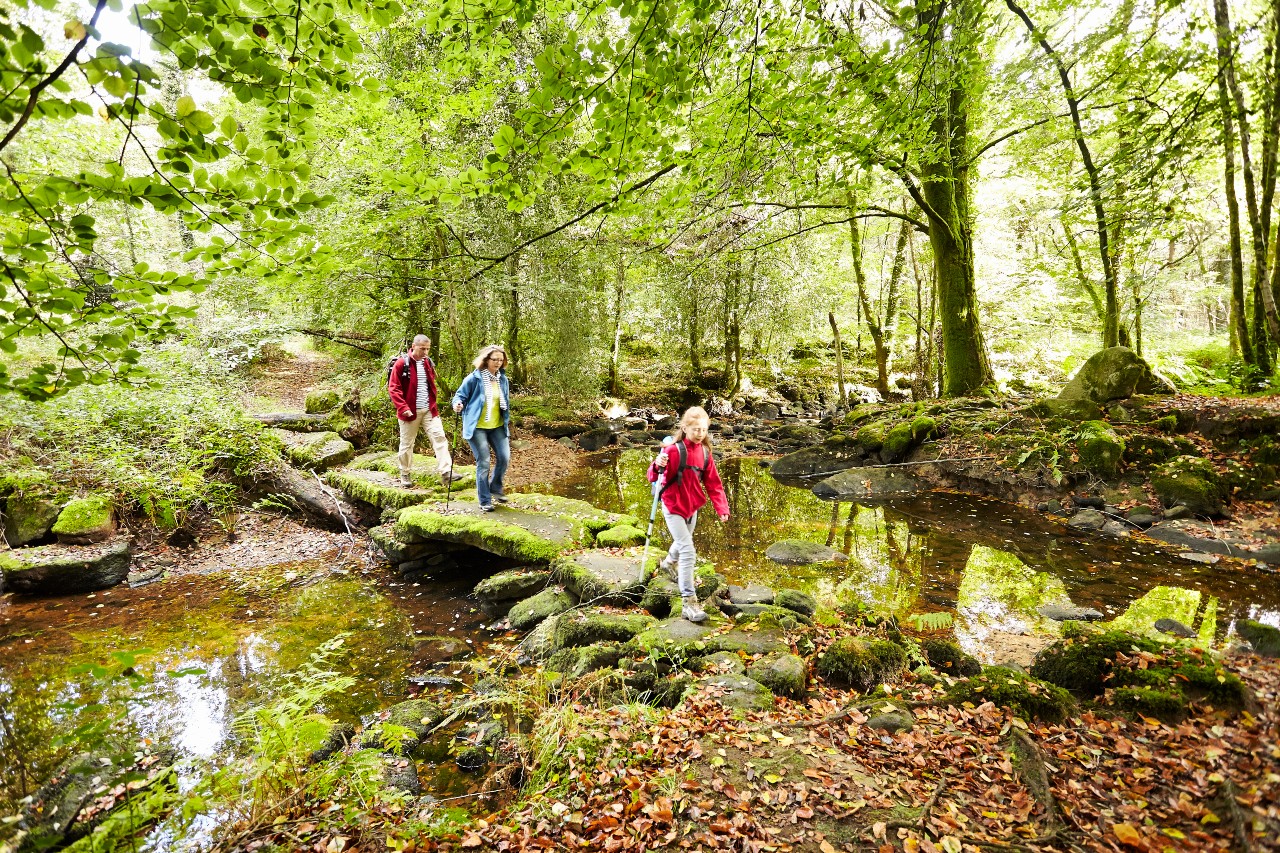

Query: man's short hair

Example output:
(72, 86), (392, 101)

(412, 334), (430, 346)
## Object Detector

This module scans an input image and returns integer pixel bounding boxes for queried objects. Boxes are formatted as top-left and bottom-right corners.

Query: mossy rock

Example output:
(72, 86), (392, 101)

(1110, 686), (1189, 723)
(1236, 619), (1280, 657)
(474, 569), (552, 602)
(1123, 433), (1197, 466)
(1055, 347), (1174, 407)
(508, 587), (575, 631)
(305, 389), (341, 413)
(705, 625), (791, 658)
(553, 608), (655, 650)
(0, 461), (55, 497)
(881, 422), (915, 461)
(551, 551), (646, 605)
(1076, 420), (1125, 478)
(774, 588), (817, 617)
(687, 675), (775, 711)
(1030, 629), (1164, 695)
(816, 637), (908, 691)
(595, 524), (646, 548)
(359, 699), (444, 752)
(629, 613), (725, 656)
(640, 575), (680, 617)
(731, 604), (807, 630)
(504, 493), (639, 534)
(397, 502), (585, 563)
(922, 638), (982, 677)
(3, 493), (63, 547)
(1151, 414), (1178, 433)
(545, 643), (627, 678)
(945, 670), (1075, 724)
(855, 420), (889, 452)
(698, 651), (746, 675)
(1151, 456), (1226, 516)
(50, 494), (115, 544)
(746, 652), (808, 699)
(326, 469), (436, 510)
(368, 524), (436, 565)
(350, 452), (479, 492)
(1, 536), (131, 594)
(521, 614), (562, 660)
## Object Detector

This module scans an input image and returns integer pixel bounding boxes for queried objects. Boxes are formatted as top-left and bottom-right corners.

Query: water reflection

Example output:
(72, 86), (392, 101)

(549, 449), (1280, 648)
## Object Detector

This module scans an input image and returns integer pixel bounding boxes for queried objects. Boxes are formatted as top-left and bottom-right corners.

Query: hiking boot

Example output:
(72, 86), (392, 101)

(681, 596), (707, 623)
(439, 471), (455, 488)
(660, 558), (677, 582)
(480, 504), (495, 512)
(494, 494), (509, 504)
(400, 475), (414, 487)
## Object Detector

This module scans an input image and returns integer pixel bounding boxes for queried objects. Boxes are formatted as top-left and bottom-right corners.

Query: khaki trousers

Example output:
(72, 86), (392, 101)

(397, 413), (452, 479)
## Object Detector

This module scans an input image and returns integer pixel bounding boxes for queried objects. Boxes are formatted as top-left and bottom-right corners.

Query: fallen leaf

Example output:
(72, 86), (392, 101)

(1112, 823), (1142, 846)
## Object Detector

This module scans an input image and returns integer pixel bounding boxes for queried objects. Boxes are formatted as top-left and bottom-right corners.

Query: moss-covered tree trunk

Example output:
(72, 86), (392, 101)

(505, 251), (526, 387)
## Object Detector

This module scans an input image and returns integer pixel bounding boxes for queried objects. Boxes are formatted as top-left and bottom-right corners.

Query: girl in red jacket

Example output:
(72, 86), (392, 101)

(647, 406), (730, 622)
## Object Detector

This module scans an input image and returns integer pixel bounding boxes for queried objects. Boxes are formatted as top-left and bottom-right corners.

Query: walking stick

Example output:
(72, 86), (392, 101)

(640, 436), (675, 579)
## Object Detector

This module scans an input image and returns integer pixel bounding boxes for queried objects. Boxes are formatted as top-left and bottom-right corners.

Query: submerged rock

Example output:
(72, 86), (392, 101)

(1154, 618), (1196, 639)
(1, 536), (131, 594)
(764, 539), (848, 566)
(812, 466), (921, 500)
(1036, 602), (1104, 622)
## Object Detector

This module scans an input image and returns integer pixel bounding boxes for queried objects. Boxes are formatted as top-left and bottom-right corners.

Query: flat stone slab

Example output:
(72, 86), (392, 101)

(273, 430), (355, 471)
(350, 452), (477, 490)
(1, 536), (131, 595)
(553, 551), (645, 605)
(764, 539), (848, 566)
(812, 466), (921, 500)
(397, 502), (582, 563)
(326, 466), (478, 510)
(728, 584), (776, 606)
(1036, 602), (1104, 622)
(632, 616), (725, 653)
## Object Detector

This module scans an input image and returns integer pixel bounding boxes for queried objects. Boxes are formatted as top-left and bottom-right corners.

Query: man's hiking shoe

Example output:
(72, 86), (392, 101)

(439, 471), (456, 488)
(400, 476), (414, 487)
(480, 504), (495, 512)
(681, 597), (707, 623)
(494, 494), (509, 503)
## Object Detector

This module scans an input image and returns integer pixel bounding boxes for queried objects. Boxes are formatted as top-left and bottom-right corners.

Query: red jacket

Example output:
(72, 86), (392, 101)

(647, 439), (730, 519)
(388, 355), (439, 420)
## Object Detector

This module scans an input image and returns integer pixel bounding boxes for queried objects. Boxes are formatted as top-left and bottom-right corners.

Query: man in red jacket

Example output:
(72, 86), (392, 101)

(388, 335), (454, 488)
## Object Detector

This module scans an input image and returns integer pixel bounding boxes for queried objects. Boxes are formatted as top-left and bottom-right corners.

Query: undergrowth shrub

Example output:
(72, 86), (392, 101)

(0, 346), (278, 527)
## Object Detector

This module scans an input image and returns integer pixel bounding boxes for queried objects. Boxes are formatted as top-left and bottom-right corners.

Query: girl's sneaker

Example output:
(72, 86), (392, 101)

(660, 558), (677, 581)
(681, 596), (707, 623)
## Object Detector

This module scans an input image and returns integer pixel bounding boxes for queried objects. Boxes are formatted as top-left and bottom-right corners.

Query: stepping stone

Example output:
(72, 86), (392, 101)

(327, 464), (478, 510)
(764, 539), (848, 566)
(687, 675), (774, 711)
(632, 615), (725, 653)
(812, 466), (921, 500)
(272, 430), (355, 471)
(1, 536), (131, 594)
(728, 583), (776, 606)
(553, 552), (645, 605)
(1036, 602), (1104, 622)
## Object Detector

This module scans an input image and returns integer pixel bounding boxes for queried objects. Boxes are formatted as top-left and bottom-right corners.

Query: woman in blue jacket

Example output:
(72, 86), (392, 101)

(451, 344), (511, 511)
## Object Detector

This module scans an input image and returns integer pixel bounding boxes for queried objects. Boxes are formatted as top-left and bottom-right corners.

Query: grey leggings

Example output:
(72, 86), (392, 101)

(662, 507), (698, 598)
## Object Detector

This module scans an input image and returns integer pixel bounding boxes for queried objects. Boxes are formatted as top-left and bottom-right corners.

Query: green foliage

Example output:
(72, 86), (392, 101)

(0, 349), (277, 525)
(0, 0), (401, 400)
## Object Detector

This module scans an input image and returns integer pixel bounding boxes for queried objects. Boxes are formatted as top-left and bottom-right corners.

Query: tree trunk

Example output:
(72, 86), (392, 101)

(829, 312), (850, 409)
(609, 253), (625, 396)
(848, 199), (889, 397)
(1061, 216), (1104, 320)
(1212, 17), (1254, 365)
(1006, 0), (1119, 347)
(687, 276), (701, 373)
(505, 252), (525, 387)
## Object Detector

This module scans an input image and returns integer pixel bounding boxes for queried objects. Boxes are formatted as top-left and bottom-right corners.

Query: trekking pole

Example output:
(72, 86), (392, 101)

(640, 436), (675, 579)
(445, 409), (462, 513)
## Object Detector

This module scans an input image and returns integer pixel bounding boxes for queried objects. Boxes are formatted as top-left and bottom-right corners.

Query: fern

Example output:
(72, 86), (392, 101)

(908, 612), (955, 632)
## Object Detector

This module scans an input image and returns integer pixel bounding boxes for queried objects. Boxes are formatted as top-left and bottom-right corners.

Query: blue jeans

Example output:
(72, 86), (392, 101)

(467, 427), (509, 507)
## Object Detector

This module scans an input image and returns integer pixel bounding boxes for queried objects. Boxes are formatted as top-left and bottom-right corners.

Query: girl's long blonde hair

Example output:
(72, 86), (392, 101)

(673, 406), (714, 452)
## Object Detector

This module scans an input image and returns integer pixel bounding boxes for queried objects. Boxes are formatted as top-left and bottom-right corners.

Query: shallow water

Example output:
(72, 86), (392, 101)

(3, 450), (1278, 828)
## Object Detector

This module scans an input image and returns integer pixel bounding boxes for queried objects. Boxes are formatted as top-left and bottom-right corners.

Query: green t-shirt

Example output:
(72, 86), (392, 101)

(478, 376), (503, 428)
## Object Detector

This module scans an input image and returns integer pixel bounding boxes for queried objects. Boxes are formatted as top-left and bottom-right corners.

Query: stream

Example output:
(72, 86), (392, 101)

(3, 448), (1277, 827)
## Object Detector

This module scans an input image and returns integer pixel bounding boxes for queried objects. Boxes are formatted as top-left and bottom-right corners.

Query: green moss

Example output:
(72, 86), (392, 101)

(640, 576), (680, 617)
(595, 523), (645, 548)
(774, 589), (817, 617)
(910, 415), (937, 440)
(1152, 415), (1177, 433)
(922, 638), (982, 677)
(1151, 455), (1226, 515)
(1110, 687), (1186, 722)
(0, 461), (54, 497)
(816, 637), (908, 691)
(305, 390), (341, 413)
(508, 587), (575, 631)
(1076, 420), (1125, 478)
(1030, 629), (1163, 695)
(553, 609), (655, 650)
(1237, 619), (1280, 657)
(397, 508), (569, 563)
(474, 569), (552, 602)
(946, 670), (1075, 724)
(882, 422), (915, 458)
(855, 421), (888, 452)
(746, 652), (808, 699)
(50, 494), (114, 538)
(504, 492), (638, 533)
(545, 643), (626, 678)
(325, 469), (431, 510)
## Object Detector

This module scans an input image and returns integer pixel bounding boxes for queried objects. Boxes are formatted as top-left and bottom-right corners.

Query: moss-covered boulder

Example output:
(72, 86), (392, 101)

(594, 523), (646, 548)
(730, 604), (809, 630)
(398, 501), (586, 563)
(630, 613), (725, 656)
(350, 452), (478, 491)
(51, 495), (115, 544)
(368, 524), (438, 566)
(1236, 619), (1280, 658)
(812, 466), (922, 500)
(553, 608), (655, 650)
(1053, 347), (1174, 411)
(746, 652), (808, 699)
(855, 420), (890, 453)
(774, 588), (818, 617)
(358, 698), (444, 752)
(305, 389), (341, 413)
(327, 469), (437, 510)
(816, 637), (908, 691)
(922, 638), (982, 677)
(1, 537), (131, 595)
(545, 643), (627, 678)
(1076, 420), (1125, 478)
(508, 587), (575, 631)
(639, 575), (680, 617)
(272, 429), (356, 471)
(1030, 628), (1252, 718)
(521, 613), (562, 660)
(764, 539), (848, 566)
(945, 670), (1075, 724)
(1151, 456), (1226, 516)
(474, 569), (552, 602)
(3, 494), (62, 547)
(552, 551), (646, 605)
(698, 651), (746, 675)
(688, 675), (775, 712)
(703, 625), (792, 658)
